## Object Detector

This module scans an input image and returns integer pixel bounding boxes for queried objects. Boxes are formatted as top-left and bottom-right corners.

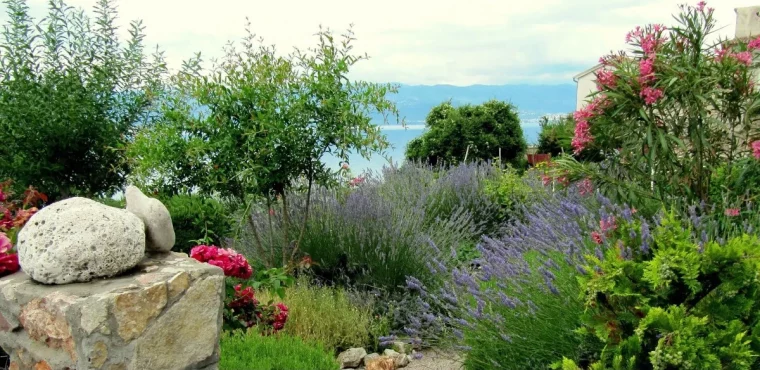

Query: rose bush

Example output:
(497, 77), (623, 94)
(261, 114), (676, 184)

(0, 180), (47, 277)
(189, 244), (289, 334)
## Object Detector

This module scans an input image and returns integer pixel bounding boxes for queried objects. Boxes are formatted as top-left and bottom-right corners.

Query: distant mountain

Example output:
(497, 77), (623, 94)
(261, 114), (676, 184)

(373, 83), (577, 125)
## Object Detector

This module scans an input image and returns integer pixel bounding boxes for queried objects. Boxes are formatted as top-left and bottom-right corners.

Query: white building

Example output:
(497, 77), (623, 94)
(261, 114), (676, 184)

(572, 64), (603, 111)
(573, 6), (760, 111)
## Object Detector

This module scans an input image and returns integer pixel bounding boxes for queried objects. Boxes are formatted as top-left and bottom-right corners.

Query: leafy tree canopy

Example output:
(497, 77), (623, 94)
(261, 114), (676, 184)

(128, 24), (401, 201)
(0, 0), (167, 200)
(405, 100), (527, 167)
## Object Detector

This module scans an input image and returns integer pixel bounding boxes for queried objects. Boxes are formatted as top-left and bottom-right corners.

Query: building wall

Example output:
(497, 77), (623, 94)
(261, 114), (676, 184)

(735, 6), (760, 39)
(575, 72), (598, 111)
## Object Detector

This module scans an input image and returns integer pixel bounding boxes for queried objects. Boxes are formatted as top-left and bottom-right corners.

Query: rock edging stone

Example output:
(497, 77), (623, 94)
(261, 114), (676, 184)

(0, 252), (224, 370)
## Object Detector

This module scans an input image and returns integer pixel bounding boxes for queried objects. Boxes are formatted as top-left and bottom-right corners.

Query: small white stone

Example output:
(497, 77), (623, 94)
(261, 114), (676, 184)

(125, 185), (175, 252)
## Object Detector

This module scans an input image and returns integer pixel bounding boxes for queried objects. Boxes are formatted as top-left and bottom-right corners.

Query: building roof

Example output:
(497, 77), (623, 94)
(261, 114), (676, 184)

(572, 63), (603, 82)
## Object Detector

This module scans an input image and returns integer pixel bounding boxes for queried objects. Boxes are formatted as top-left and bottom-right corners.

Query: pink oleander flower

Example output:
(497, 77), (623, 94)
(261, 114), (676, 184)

(591, 231), (603, 245)
(716, 46), (730, 61)
(579, 178), (593, 196)
(0, 233), (11, 254)
(572, 120), (593, 154)
(595, 69), (617, 90)
(696, 1), (706, 12)
(0, 190), (5, 202)
(752, 140), (760, 159)
(724, 208), (740, 217)
(734, 51), (753, 66)
(626, 26), (642, 43)
(640, 87), (664, 105)
(639, 56), (656, 85)
(749, 36), (760, 50)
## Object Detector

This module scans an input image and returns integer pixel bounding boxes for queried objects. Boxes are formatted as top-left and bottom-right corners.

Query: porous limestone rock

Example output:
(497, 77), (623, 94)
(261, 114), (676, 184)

(17, 197), (145, 285)
(0, 252), (224, 370)
(125, 186), (175, 253)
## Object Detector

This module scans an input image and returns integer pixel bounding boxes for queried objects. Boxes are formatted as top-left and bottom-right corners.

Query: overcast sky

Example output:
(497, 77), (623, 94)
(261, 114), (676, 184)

(4, 0), (760, 85)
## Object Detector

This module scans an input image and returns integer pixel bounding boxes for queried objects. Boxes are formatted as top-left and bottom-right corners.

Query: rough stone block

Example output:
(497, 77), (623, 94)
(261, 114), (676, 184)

(0, 253), (224, 370)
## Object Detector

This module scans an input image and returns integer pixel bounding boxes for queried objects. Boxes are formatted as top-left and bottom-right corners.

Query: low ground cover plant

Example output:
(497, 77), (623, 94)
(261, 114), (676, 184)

(219, 331), (338, 370)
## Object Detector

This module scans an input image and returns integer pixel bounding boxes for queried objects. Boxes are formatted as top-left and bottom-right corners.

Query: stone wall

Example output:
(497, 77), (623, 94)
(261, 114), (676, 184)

(0, 252), (224, 370)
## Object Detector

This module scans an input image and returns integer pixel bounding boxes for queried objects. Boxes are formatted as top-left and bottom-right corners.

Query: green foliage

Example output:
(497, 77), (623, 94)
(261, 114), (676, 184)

(563, 211), (760, 369)
(406, 100), (527, 167)
(483, 165), (536, 222)
(129, 23), (401, 267)
(556, 4), (760, 208)
(162, 194), (233, 253)
(93, 196), (125, 208)
(219, 331), (339, 370)
(255, 278), (389, 354)
(0, 0), (166, 201)
(709, 157), (760, 205)
(537, 114), (603, 162)
(537, 114), (574, 157)
(250, 266), (295, 300)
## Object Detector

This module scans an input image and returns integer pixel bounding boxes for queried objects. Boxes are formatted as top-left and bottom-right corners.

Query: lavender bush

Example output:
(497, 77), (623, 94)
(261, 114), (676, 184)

(400, 176), (640, 369)
(236, 162), (500, 292)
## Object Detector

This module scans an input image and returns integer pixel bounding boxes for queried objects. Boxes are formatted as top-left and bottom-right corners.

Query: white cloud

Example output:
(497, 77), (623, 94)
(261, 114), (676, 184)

(2, 0), (757, 85)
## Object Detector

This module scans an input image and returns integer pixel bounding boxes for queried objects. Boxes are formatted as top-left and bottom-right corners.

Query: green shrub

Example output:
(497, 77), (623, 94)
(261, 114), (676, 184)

(560, 210), (760, 369)
(483, 165), (536, 222)
(162, 194), (233, 253)
(256, 279), (389, 354)
(709, 157), (760, 205)
(0, 0), (166, 201)
(93, 197), (126, 208)
(219, 331), (339, 370)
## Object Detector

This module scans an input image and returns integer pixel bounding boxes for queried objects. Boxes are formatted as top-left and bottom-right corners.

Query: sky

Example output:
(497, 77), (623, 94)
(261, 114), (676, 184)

(3, 0), (760, 86)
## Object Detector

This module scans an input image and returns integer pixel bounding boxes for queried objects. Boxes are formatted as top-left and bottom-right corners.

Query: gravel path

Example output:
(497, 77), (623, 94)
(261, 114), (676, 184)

(405, 349), (464, 370)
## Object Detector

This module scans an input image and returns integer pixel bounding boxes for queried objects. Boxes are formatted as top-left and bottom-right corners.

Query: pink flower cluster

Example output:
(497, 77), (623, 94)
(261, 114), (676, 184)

(571, 96), (608, 154)
(638, 56), (656, 85)
(227, 284), (289, 332)
(348, 176), (365, 187)
(600, 216), (618, 234)
(0, 233), (18, 275)
(595, 69), (617, 90)
(578, 178), (594, 196)
(625, 24), (667, 55)
(590, 215), (619, 246)
(641, 87), (665, 105)
(724, 208), (740, 217)
(272, 303), (289, 331)
(190, 245), (253, 279)
(752, 140), (760, 159)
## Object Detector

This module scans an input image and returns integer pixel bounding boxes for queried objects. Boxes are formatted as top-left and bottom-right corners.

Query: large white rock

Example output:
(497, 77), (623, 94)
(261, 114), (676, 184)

(125, 185), (175, 252)
(16, 197), (146, 284)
